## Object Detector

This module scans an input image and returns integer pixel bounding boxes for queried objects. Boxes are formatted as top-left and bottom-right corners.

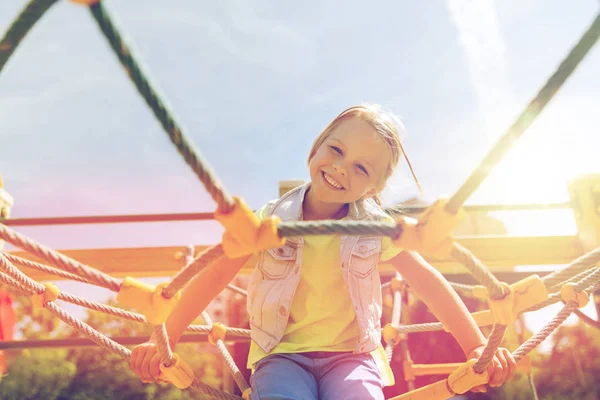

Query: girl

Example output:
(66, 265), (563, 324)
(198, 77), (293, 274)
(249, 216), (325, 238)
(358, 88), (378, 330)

(130, 104), (516, 399)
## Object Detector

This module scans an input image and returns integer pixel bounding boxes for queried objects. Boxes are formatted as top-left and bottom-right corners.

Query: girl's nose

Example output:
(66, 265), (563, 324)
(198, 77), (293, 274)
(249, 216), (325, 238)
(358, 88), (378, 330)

(333, 163), (347, 176)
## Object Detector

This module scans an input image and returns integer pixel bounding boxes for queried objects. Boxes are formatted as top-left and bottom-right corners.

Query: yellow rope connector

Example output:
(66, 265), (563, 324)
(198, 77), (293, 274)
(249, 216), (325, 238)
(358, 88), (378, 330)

(393, 199), (464, 257)
(560, 283), (590, 308)
(208, 322), (227, 345)
(389, 359), (488, 400)
(31, 283), (60, 308)
(448, 359), (489, 395)
(383, 323), (403, 346)
(214, 197), (285, 258)
(117, 278), (181, 325)
(390, 276), (406, 292)
(471, 275), (549, 326)
(242, 388), (252, 400)
(159, 353), (194, 389)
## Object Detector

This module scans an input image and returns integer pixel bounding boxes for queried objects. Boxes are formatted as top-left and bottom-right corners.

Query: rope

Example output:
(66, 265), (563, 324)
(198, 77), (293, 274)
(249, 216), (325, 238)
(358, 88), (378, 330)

(188, 324), (251, 338)
(513, 302), (578, 362)
(277, 220), (402, 238)
(0, 0), (59, 74)
(227, 284), (247, 297)
(2, 251), (92, 283)
(46, 302), (239, 400)
(525, 273), (600, 312)
(574, 308), (600, 329)
(202, 312), (250, 393)
(87, 2), (234, 213)
(473, 324), (507, 373)
(0, 224), (121, 291)
(448, 281), (475, 296)
(529, 372), (540, 400)
(155, 324), (175, 367)
(543, 246), (600, 288)
(0, 252), (44, 293)
(451, 242), (507, 299)
(163, 245), (225, 298)
(547, 266), (599, 292)
(446, 11), (600, 213)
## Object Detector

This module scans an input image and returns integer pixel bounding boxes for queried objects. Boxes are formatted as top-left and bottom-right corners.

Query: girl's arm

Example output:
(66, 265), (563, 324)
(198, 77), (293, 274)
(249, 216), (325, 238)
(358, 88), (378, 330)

(130, 253), (252, 382)
(388, 250), (516, 391)
(164, 253), (253, 345)
(389, 250), (486, 356)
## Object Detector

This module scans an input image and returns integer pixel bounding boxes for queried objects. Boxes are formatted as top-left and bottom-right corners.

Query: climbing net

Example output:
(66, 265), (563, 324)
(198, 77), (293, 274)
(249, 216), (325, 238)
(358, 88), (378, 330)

(1, 1), (600, 399)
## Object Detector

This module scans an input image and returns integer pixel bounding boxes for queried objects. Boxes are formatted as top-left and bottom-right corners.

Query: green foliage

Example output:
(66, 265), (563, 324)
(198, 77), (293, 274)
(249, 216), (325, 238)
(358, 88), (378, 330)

(0, 292), (226, 399)
(0, 349), (76, 400)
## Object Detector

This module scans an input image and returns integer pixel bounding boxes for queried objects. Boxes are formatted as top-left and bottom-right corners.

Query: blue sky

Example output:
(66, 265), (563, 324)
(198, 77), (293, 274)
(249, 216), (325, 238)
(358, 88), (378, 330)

(1, 1), (599, 334)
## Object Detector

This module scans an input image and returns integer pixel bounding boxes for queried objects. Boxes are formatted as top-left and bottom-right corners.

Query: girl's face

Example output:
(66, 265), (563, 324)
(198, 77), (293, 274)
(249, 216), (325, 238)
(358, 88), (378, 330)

(308, 117), (391, 205)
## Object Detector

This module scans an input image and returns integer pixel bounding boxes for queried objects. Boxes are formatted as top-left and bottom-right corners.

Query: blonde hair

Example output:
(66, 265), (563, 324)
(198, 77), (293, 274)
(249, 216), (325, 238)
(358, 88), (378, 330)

(307, 104), (421, 207)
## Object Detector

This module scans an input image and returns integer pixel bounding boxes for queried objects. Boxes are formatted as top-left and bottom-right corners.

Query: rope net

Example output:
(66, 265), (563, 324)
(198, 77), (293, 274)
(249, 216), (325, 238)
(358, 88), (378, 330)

(1, 1), (600, 399)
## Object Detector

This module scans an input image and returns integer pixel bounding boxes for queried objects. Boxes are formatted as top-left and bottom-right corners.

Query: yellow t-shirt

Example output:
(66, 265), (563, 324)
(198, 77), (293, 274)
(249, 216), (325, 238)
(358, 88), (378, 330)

(247, 205), (402, 385)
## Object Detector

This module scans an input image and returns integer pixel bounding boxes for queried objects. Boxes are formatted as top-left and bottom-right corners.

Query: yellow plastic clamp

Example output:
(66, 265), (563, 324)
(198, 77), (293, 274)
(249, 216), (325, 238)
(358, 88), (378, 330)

(31, 283), (60, 308)
(448, 359), (489, 395)
(208, 322), (227, 345)
(214, 197), (285, 258)
(560, 283), (590, 308)
(242, 388), (253, 400)
(393, 198), (464, 257)
(488, 283), (515, 325)
(470, 275), (549, 326)
(117, 278), (181, 325)
(383, 323), (402, 346)
(390, 276), (406, 292)
(159, 353), (194, 389)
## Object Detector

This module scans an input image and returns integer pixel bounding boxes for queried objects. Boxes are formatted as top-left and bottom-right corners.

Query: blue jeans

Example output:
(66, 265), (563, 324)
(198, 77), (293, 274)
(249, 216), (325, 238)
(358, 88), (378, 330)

(250, 351), (384, 400)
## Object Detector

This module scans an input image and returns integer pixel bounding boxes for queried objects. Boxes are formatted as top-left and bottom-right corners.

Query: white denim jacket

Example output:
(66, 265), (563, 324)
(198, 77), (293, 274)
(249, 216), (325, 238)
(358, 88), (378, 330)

(247, 183), (387, 354)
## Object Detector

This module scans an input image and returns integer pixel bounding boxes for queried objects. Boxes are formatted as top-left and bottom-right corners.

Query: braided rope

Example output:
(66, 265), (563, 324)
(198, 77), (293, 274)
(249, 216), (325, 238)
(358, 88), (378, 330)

(513, 302), (578, 361)
(547, 266), (599, 292)
(2, 251), (92, 283)
(0, 0), (59, 74)
(202, 311), (250, 393)
(0, 224), (120, 291)
(188, 324), (251, 338)
(0, 271), (240, 400)
(473, 324), (507, 373)
(278, 220), (402, 238)
(87, 2), (234, 213)
(155, 324), (175, 367)
(163, 244), (225, 298)
(525, 272), (600, 312)
(58, 292), (147, 323)
(448, 281), (475, 296)
(0, 252), (44, 293)
(543, 246), (600, 288)
(446, 11), (600, 213)
(227, 284), (247, 297)
(451, 242), (507, 299)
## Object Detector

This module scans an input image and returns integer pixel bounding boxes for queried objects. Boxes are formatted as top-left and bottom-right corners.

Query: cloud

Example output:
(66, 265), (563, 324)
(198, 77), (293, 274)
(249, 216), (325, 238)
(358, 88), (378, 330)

(446, 0), (514, 136)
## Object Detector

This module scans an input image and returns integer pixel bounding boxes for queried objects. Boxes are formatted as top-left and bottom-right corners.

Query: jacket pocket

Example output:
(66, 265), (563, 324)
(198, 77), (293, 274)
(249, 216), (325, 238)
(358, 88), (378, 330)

(258, 242), (297, 280)
(349, 237), (381, 278)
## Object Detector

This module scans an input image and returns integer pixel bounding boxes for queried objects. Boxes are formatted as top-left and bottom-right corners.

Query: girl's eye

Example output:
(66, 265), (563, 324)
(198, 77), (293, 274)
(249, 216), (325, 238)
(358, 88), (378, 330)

(329, 145), (342, 154)
(356, 164), (369, 176)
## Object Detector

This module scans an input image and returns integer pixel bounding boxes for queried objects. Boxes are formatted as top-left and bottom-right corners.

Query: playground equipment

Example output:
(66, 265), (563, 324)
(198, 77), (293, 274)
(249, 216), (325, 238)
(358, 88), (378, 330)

(1, 1), (600, 399)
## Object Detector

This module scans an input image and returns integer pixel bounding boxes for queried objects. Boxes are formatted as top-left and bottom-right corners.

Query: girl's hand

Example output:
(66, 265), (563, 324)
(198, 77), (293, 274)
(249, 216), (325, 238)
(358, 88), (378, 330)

(468, 346), (516, 393)
(130, 341), (163, 383)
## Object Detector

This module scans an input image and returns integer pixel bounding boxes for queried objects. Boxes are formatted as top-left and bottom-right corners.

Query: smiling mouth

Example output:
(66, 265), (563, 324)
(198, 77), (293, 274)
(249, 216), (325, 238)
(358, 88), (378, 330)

(322, 171), (345, 190)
